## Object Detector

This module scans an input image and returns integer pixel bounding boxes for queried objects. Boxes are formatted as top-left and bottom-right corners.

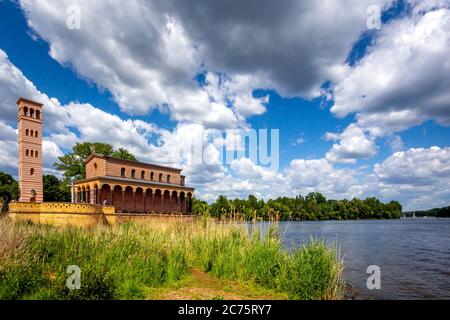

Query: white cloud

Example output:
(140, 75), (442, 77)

(325, 124), (378, 164)
(374, 146), (450, 210)
(331, 7), (450, 136)
(18, 0), (394, 124)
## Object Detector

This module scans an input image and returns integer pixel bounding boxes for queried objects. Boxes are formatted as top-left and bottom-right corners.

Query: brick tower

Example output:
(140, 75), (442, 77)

(17, 97), (43, 203)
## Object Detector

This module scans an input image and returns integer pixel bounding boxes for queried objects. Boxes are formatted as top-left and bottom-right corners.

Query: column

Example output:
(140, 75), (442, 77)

(132, 190), (136, 212)
(110, 189), (114, 206)
(70, 183), (75, 203)
(179, 196), (182, 214)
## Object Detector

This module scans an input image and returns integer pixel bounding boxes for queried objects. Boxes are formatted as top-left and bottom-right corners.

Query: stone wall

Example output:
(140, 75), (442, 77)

(9, 202), (115, 227)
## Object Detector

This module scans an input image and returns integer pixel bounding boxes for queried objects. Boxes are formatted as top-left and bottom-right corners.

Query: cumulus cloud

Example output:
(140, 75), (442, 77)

(325, 124), (378, 163)
(331, 7), (450, 136)
(18, 0), (394, 123)
(374, 146), (450, 210)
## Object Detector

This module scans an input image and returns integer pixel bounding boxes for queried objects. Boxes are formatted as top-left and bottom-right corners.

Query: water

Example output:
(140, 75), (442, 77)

(260, 219), (450, 300)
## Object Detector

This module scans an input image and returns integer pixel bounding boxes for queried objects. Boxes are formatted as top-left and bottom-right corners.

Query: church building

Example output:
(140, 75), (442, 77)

(17, 97), (194, 215)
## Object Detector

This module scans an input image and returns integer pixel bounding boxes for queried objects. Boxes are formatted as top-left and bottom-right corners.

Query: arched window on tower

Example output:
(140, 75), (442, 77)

(35, 131), (38, 138)
(30, 108), (35, 118)
(26, 149), (29, 157)
(35, 151), (39, 158)
(121, 168), (126, 177)
(30, 168), (35, 176)
(24, 107), (28, 117)
(30, 150), (34, 157)
(25, 129), (29, 136)
(36, 110), (41, 120)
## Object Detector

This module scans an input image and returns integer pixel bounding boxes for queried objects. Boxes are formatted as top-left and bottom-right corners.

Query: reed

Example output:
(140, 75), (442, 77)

(0, 217), (344, 300)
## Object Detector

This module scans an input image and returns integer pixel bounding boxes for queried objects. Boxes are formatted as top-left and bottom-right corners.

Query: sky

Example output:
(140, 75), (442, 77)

(0, 0), (449, 210)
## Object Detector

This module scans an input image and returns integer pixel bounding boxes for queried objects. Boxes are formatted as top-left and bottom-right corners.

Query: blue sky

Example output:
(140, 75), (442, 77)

(0, 0), (449, 210)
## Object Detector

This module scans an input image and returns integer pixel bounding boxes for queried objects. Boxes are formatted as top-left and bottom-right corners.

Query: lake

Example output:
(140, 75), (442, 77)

(261, 219), (450, 300)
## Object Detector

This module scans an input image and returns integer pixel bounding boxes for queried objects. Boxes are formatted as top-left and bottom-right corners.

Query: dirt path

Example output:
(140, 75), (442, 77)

(145, 268), (287, 300)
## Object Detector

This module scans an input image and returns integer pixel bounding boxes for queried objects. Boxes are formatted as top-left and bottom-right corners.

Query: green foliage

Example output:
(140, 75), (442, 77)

(194, 193), (403, 221)
(0, 219), (344, 300)
(111, 148), (137, 161)
(53, 142), (137, 181)
(0, 172), (19, 212)
(43, 175), (71, 202)
(407, 206), (450, 218)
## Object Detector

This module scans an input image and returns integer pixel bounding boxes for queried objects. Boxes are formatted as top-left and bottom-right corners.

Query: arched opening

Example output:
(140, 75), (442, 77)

(30, 197), (36, 203)
(124, 186), (134, 212)
(159, 173), (163, 182)
(187, 192), (193, 214)
(180, 192), (186, 214)
(167, 175), (171, 183)
(26, 149), (29, 157)
(25, 129), (29, 136)
(131, 169), (136, 179)
(30, 108), (35, 118)
(113, 185), (123, 212)
(86, 186), (91, 204)
(135, 188), (144, 212)
(154, 189), (162, 212)
(171, 191), (178, 213)
(30, 150), (34, 157)
(100, 184), (112, 205)
(144, 188), (153, 213)
(35, 131), (38, 138)
(141, 170), (145, 180)
(121, 168), (126, 177)
(35, 151), (39, 158)
(23, 107), (28, 117)
(93, 184), (99, 204)
(150, 172), (154, 181)
(36, 110), (40, 120)
(30, 168), (35, 176)
(163, 190), (171, 212)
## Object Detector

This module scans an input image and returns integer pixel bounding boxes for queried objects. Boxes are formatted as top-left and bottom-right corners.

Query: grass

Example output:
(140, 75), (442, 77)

(0, 217), (344, 300)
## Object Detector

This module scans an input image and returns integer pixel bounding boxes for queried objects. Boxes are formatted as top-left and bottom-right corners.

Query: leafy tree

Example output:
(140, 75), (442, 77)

(0, 172), (19, 212)
(54, 142), (137, 181)
(193, 192), (405, 221)
(111, 148), (137, 161)
(43, 175), (71, 202)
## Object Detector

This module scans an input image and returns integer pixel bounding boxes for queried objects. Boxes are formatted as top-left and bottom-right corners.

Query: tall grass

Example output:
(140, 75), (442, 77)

(0, 217), (344, 300)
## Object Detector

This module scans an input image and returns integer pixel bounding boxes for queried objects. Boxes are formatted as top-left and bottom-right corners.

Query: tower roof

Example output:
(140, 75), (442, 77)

(16, 97), (43, 107)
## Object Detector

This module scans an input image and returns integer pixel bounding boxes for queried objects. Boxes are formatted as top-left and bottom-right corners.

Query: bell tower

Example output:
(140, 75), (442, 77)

(17, 97), (43, 203)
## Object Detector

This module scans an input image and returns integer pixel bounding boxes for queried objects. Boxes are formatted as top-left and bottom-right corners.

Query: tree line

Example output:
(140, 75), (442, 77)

(193, 193), (403, 220)
(405, 207), (450, 218)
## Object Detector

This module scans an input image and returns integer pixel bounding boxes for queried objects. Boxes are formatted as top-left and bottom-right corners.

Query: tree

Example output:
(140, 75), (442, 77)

(111, 148), (137, 161)
(0, 172), (19, 213)
(54, 142), (137, 181)
(43, 175), (71, 202)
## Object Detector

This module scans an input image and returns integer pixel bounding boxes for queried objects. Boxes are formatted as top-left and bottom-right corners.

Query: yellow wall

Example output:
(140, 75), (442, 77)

(8, 202), (192, 227)
(9, 202), (115, 227)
